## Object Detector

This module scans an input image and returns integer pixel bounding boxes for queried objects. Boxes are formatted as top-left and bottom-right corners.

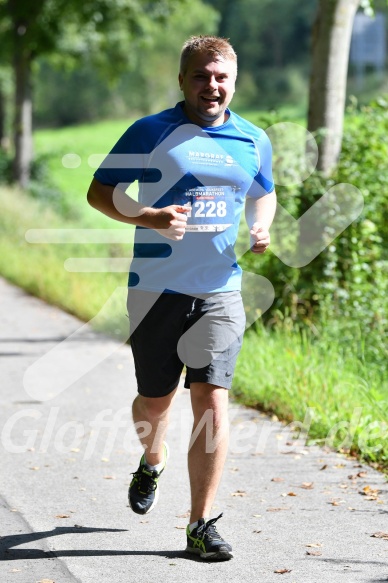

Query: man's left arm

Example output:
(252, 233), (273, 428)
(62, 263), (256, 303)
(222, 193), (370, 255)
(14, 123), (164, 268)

(245, 191), (277, 254)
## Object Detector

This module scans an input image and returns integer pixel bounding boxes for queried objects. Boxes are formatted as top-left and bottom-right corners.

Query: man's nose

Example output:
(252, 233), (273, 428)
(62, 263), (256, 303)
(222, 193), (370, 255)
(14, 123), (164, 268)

(206, 76), (218, 90)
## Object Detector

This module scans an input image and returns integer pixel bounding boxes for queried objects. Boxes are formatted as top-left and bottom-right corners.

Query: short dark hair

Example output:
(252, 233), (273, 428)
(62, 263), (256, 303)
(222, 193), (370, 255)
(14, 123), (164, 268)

(180, 35), (237, 75)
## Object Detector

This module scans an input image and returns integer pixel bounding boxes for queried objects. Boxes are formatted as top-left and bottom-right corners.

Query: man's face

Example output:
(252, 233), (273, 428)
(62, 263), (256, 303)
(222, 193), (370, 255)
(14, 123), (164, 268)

(178, 53), (236, 127)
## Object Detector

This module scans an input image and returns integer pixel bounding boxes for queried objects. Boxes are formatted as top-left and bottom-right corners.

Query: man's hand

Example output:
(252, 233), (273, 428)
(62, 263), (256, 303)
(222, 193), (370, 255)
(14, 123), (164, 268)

(250, 222), (270, 254)
(144, 205), (189, 241)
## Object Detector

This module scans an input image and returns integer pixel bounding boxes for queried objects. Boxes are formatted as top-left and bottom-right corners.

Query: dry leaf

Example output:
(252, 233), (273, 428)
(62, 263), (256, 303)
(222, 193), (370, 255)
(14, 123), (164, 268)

(357, 471), (367, 478)
(253, 530), (262, 533)
(319, 464), (328, 471)
(287, 492), (297, 497)
(231, 490), (246, 497)
(334, 463), (346, 469)
(37, 580), (55, 583)
(29, 466), (40, 471)
(360, 485), (380, 500)
(305, 543), (322, 548)
(370, 532), (388, 540)
(300, 482), (314, 489)
(306, 550), (322, 556)
(175, 526), (186, 529)
(328, 500), (341, 506)
(229, 467), (239, 472)
(267, 507), (289, 512)
(103, 475), (116, 480)
(274, 568), (292, 574)
(9, 569), (22, 573)
(55, 514), (70, 519)
(271, 477), (285, 483)
(252, 514), (262, 517)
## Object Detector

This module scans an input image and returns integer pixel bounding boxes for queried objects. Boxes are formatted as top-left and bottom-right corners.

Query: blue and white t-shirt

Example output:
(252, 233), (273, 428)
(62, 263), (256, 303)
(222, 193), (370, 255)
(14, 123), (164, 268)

(94, 102), (274, 294)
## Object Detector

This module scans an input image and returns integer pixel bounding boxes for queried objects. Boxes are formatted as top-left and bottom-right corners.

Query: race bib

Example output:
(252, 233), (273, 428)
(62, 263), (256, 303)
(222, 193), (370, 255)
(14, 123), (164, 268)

(174, 186), (235, 232)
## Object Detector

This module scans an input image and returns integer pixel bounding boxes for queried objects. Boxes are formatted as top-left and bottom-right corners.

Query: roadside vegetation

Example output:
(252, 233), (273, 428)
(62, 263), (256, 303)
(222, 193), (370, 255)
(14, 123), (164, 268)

(0, 100), (386, 470)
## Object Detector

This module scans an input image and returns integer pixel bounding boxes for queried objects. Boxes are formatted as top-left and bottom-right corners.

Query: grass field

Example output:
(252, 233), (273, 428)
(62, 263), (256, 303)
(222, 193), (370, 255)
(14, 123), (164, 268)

(0, 114), (386, 471)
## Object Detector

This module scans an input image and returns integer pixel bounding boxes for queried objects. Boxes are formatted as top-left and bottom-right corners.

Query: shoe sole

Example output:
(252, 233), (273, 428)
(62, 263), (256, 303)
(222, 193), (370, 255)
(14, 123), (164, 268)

(128, 442), (169, 515)
(185, 547), (233, 561)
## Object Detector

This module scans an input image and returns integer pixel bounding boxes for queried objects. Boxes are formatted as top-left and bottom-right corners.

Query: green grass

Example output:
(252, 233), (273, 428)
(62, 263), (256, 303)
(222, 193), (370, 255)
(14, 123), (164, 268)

(233, 325), (388, 470)
(0, 185), (132, 335)
(33, 118), (135, 227)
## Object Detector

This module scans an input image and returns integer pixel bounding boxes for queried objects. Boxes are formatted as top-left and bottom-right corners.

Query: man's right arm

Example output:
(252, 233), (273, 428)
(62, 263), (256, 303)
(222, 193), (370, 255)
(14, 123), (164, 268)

(86, 178), (188, 241)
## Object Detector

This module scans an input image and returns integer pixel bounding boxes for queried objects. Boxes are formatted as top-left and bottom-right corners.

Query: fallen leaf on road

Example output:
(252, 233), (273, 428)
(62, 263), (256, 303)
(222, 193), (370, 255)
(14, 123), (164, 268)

(55, 514), (70, 519)
(267, 507), (290, 512)
(175, 526), (186, 529)
(253, 530), (262, 533)
(231, 490), (246, 497)
(252, 514), (262, 517)
(37, 580), (55, 583)
(300, 482), (314, 489)
(334, 463), (346, 469)
(287, 492), (297, 497)
(305, 543), (322, 548)
(103, 475), (116, 480)
(271, 477), (285, 483)
(9, 569), (21, 572)
(370, 532), (388, 540)
(319, 464), (328, 471)
(29, 466), (40, 471)
(360, 485), (380, 500)
(328, 500), (342, 506)
(306, 550), (322, 556)
(348, 471), (367, 479)
(274, 568), (292, 574)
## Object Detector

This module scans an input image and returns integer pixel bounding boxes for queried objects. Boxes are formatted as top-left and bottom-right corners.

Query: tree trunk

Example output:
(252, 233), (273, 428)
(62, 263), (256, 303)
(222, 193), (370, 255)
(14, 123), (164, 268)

(307, 0), (360, 175)
(13, 47), (33, 187)
(0, 86), (5, 148)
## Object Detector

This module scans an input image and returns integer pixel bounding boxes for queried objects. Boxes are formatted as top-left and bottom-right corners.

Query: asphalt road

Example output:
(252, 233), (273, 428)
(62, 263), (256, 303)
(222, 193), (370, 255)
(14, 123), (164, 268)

(0, 277), (387, 583)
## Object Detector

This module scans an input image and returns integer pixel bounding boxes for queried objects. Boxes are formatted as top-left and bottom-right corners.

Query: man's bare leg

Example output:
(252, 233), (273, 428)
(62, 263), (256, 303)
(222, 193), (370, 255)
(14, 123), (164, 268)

(188, 383), (229, 523)
(132, 388), (177, 465)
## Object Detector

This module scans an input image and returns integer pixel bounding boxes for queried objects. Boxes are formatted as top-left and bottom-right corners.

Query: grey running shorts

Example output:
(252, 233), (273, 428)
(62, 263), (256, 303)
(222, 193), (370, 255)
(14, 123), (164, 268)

(127, 290), (246, 397)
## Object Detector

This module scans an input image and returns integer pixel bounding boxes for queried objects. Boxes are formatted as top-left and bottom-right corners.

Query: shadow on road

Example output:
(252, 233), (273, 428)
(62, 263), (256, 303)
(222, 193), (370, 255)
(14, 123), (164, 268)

(0, 525), (203, 562)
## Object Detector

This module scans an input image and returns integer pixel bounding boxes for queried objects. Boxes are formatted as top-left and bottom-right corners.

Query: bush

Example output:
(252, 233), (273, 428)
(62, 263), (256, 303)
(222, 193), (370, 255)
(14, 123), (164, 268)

(241, 98), (388, 346)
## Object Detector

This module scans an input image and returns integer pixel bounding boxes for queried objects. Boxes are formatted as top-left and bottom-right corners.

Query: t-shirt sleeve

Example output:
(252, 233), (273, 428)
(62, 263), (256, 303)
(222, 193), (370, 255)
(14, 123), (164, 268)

(247, 130), (275, 198)
(93, 121), (148, 187)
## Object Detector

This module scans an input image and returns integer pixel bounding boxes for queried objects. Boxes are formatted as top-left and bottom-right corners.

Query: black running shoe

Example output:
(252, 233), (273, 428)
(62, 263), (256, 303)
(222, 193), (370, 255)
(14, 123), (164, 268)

(128, 442), (169, 515)
(185, 513), (233, 561)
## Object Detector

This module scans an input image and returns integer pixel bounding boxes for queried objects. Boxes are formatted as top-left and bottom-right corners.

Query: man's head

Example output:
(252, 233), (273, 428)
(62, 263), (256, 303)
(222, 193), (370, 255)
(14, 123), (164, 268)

(179, 36), (237, 77)
(178, 36), (237, 127)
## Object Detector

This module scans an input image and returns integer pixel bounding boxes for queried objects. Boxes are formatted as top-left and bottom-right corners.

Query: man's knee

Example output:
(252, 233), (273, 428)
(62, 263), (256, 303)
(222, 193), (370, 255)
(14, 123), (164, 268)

(190, 383), (229, 424)
(133, 390), (176, 418)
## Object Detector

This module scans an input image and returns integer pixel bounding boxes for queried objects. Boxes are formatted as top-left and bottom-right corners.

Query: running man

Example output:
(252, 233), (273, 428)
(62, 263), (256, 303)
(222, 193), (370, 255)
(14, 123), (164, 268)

(87, 35), (276, 561)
